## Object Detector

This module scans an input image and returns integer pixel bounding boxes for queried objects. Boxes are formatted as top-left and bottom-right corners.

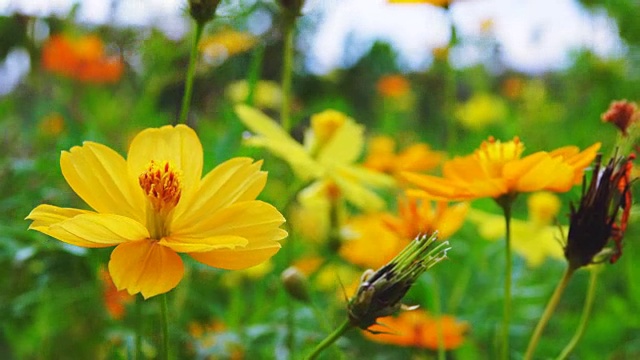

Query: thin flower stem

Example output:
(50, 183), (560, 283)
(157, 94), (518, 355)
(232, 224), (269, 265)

(430, 277), (446, 360)
(135, 296), (143, 360)
(500, 201), (513, 360)
(160, 293), (170, 360)
(179, 21), (206, 124)
(523, 265), (576, 360)
(245, 44), (265, 106)
(305, 319), (353, 360)
(556, 267), (599, 360)
(280, 16), (295, 132)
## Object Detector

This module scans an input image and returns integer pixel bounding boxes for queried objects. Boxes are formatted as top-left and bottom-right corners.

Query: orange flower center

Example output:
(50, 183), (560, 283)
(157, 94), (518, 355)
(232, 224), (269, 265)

(139, 160), (182, 239)
(475, 136), (524, 177)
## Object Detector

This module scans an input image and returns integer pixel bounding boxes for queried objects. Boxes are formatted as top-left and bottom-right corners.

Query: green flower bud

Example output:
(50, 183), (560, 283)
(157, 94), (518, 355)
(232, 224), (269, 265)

(347, 233), (450, 330)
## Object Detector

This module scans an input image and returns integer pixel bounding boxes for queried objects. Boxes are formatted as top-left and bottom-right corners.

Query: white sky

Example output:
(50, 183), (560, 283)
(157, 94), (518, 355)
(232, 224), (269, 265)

(0, 0), (626, 77)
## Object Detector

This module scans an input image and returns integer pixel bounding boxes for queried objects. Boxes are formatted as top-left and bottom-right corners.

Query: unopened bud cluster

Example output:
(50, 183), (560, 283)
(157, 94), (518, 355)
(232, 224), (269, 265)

(347, 233), (450, 330)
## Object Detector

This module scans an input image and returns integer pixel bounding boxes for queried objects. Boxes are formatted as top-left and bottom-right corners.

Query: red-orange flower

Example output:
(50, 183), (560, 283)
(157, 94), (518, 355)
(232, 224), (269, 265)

(363, 309), (468, 350)
(601, 99), (639, 136)
(99, 268), (133, 320)
(42, 34), (124, 83)
(376, 75), (411, 98)
(404, 137), (601, 201)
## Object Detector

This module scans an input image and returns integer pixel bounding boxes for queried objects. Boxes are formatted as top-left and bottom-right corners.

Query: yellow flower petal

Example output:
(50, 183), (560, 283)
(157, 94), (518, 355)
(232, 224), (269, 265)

(173, 200), (287, 242)
(337, 165), (396, 189)
(172, 158), (267, 230)
(235, 105), (320, 180)
(109, 240), (184, 299)
(127, 125), (203, 200)
(332, 173), (388, 211)
(159, 235), (248, 253)
(29, 210), (149, 248)
(316, 117), (364, 166)
(189, 241), (282, 270)
(61, 142), (145, 221)
(26, 204), (91, 229)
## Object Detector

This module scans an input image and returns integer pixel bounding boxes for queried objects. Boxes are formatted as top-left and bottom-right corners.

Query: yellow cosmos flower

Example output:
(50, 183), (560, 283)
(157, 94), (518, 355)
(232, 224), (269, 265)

(403, 137), (601, 201)
(199, 29), (257, 64)
(455, 93), (508, 131)
(27, 125), (287, 299)
(236, 105), (395, 211)
(467, 192), (566, 267)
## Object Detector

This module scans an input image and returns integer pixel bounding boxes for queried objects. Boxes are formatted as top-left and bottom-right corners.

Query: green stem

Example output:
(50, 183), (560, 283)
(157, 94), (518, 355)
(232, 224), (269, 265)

(556, 267), (599, 360)
(430, 277), (446, 360)
(135, 296), (143, 360)
(523, 265), (576, 360)
(500, 201), (513, 360)
(179, 20), (206, 124)
(280, 16), (295, 132)
(305, 319), (353, 360)
(160, 293), (170, 360)
(246, 44), (266, 106)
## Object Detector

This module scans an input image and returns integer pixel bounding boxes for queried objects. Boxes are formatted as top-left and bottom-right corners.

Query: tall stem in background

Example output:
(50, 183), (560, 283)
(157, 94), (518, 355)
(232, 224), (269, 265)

(280, 16), (295, 132)
(524, 266), (576, 360)
(498, 198), (513, 360)
(179, 21), (205, 124)
(556, 267), (599, 360)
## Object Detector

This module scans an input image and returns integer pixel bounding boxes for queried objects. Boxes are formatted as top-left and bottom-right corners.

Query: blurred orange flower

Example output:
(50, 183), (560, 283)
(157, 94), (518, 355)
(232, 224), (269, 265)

(363, 309), (468, 350)
(199, 29), (257, 64)
(376, 75), (410, 98)
(364, 136), (443, 179)
(340, 197), (467, 269)
(99, 268), (133, 320)
(404, 137), (601, 201)
(38, 112), (65, 137)
(42, 34), (124, 83)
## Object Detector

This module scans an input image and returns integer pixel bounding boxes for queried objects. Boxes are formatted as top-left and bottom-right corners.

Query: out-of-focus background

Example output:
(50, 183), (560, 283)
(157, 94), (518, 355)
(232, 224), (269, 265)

(1, 0), (640, 359)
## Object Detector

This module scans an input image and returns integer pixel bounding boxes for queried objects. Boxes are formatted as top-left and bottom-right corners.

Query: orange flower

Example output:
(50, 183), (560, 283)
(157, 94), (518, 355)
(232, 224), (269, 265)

(340, 197), (467, 269)
(42, 34), (123, 83)
(376, 75), (411, 98)
(364, 136), (443, 179)
(404, 137), (601, 201)
(363, 309), (468, 350)
(99, 268), (133, 320)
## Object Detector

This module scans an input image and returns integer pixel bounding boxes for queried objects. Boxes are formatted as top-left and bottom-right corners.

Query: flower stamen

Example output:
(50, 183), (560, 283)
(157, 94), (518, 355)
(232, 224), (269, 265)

(139, 160), (183, 215)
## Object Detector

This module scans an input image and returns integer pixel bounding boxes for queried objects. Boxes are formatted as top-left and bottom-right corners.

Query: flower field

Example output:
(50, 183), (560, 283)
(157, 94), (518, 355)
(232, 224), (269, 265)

(1, 0), (640, 359)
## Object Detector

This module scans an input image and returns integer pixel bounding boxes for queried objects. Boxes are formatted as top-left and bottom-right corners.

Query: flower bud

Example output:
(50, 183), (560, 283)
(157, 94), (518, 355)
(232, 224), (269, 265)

(188, 0), (222, 25)
(281, 266), (311, 303)
(347, 233), (450, 330)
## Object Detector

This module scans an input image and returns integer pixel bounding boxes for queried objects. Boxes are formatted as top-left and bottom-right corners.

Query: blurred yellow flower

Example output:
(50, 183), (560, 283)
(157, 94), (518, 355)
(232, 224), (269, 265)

(236, 105), (395, 211)
(27, 125), (287, 298)
(404, 137), (601, 201)
(340, 197), (468, 269)
(199, 29), (257, 64)
(455, 93), (508, 131)
(364, 309), (469, 350)
(364, 135), (443, 180)
(467, 192), (566, 267)
(226, 80), (283, 110)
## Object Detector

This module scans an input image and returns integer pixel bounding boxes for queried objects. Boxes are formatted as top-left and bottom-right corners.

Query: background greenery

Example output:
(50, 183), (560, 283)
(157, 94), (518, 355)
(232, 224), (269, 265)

(1, 0), (639, 359)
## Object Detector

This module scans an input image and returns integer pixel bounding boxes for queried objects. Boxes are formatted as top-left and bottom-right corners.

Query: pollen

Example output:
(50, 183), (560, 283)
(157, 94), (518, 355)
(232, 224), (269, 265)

(139, 160), (183, 214)
(476, 136), (524, 177)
